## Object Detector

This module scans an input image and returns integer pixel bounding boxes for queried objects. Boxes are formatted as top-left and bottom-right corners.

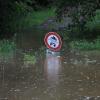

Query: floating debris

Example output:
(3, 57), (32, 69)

(0, 98), (8, 100)
(14, 89), (21, 92)
(79, 96), (100, 100)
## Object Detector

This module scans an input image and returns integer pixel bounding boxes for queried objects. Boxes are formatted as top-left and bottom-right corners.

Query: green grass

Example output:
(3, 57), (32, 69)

(0, 40), (16, 57)
(31, 8), (55, 25)
(11, 8), (56, 31)
(86, 9), (100, 30)
(70, 37), (100, 50)
(24, 54), (36, 65)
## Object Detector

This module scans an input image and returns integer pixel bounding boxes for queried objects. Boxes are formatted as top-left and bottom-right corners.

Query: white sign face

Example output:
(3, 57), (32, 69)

(47, 35), (59, 48)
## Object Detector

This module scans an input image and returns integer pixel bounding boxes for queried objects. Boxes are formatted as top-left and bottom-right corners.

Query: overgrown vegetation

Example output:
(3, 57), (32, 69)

(0, 40), (16, 57)
(0, 0), (54, 38)
(70, 37), (100, 50)
(56, 0), (100, 39)
(24, 54), (36, 65)
(86, 10), (100, 31)
(84, 9), (100, 39)
(0, 0), (100, 51)
(10, 7), (55, 31)
(0, 40), (15, 53)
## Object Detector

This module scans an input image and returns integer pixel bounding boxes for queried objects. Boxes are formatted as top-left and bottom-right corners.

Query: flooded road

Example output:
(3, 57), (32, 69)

(0, 29), (100, 100)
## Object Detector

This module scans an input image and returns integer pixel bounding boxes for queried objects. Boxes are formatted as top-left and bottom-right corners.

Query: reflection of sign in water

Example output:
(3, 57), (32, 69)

(44, 53), (61, 85)
(44, 32), (62, 51)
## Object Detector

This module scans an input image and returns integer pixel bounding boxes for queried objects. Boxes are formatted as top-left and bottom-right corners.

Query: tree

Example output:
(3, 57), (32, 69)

(55, 0), (100, 38)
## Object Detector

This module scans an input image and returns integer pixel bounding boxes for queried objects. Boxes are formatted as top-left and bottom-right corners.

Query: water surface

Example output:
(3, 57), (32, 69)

(0, 28), (100, 100)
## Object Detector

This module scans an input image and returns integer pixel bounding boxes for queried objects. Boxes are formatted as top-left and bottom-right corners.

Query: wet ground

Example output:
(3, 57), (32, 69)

(0, 29), (100, 100)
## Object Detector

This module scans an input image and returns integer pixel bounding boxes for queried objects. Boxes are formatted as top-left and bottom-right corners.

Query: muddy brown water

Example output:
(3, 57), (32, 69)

(0, 28), (100, 100)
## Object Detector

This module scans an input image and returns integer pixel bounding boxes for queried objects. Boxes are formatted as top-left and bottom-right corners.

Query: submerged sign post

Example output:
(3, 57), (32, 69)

(44, 32), (62, 51)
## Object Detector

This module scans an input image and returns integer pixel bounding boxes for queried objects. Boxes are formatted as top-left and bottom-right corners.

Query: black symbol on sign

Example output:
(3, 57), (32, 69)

(50, 42), (56, 47)
(50, 36), (57, 47)
(51, 36), (57, 41)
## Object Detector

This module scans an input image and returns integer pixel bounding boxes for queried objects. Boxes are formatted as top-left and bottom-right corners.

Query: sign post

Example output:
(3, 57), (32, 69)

(44, 32), (62, 52)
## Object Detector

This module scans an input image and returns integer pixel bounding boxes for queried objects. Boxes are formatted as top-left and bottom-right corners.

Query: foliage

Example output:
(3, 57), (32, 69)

(25, 8), (55, 25)
(0, 0), (55, 38)
(0, 0), (99, 40)
(70, 37), (100, 50)
(0, 0), (54, 38)
(24, 54), (36, 65)
(0, 40), (16, 57)
(0, 0), (30, 38)
(81, 9), (100, 39)
(56, 0), (99, 20)
(34, 0), (53, 7)
(0, 40), (15, 53)
(55, 0), (100, 39)
(86, 9), (100, 31)
(9, 7), (55, 32)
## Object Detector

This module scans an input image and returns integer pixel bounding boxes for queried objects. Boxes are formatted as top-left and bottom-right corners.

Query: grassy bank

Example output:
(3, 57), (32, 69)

(11, 8), (55, 31)
(70, 37), (100, 50)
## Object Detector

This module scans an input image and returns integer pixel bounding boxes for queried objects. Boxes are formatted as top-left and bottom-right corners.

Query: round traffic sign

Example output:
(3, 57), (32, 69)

(44, 32), (62, 51)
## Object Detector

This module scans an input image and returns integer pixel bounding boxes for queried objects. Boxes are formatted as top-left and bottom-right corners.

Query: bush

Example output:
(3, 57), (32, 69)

(83, 9), (100, 39)
(70, 37), (100, 50)
(86, 10), (100, 31)
(0, 40), (15, 52)
(0, 40), (16, 57)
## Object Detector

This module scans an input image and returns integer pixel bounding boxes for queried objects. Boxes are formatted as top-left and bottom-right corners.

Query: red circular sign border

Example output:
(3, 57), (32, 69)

(44, 32), (62, 51)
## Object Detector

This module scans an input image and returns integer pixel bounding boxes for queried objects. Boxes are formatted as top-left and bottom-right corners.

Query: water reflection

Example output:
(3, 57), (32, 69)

(44, 49), (61, 85)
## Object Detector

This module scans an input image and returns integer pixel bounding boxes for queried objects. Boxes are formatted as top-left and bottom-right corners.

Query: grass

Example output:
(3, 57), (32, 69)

(0, 40), (16, 57)
(69, 10), (100, 50)
(86, 9), (100, 30)
(11, 7), (56, 31)
(24, 54), (36, 65)
(70, 37), (100, 50)
(31, 8), (55, 25)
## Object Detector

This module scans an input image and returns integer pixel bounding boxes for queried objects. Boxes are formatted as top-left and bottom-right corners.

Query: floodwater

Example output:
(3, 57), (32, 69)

(0, 28), (100, 100)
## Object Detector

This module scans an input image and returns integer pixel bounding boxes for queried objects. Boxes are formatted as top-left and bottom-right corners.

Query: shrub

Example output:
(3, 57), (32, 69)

(86, 10), (100, 31)
(0, 40), (16, 57)
(70, 37), (100, 50)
